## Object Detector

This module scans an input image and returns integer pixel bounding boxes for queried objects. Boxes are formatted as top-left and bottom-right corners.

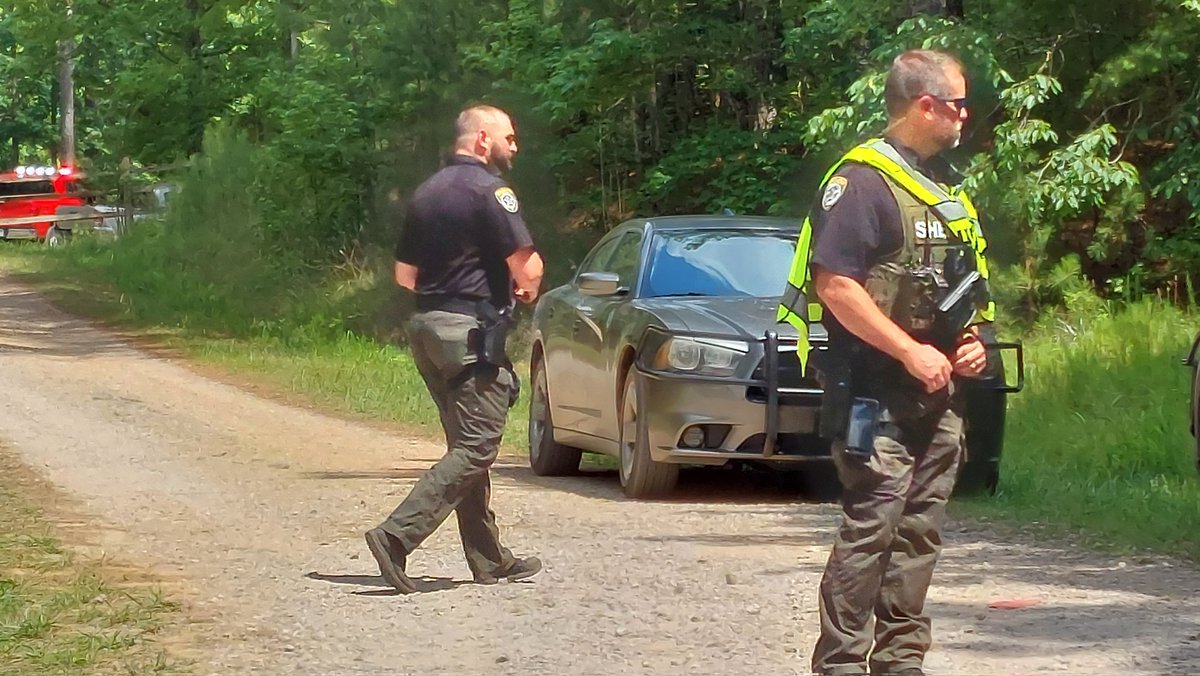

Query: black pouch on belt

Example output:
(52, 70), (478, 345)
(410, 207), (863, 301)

(475, 301), (514, 366)
(844, 397), (881, 458)
(474, 301), (521, 408)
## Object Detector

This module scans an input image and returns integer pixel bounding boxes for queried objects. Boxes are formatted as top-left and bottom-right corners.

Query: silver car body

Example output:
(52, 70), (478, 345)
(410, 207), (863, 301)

(530, 216), (828, 470)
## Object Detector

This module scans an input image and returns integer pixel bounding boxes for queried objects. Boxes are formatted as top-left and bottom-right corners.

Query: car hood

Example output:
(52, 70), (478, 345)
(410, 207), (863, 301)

(637, 296), (826, 343)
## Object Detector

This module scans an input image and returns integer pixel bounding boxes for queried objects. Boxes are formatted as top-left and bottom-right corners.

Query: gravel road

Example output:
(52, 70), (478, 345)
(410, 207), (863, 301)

(0, 278), (1197, 675)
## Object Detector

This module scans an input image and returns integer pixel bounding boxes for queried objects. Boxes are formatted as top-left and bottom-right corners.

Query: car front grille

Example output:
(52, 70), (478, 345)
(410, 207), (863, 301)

(736, 432), (830, 457)
(746, 349), (823, 405)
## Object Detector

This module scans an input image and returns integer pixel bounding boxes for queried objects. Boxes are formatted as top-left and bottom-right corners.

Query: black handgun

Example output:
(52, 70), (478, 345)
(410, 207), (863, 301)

(475, 301), (521, 408)
(475, 301), (515, 367)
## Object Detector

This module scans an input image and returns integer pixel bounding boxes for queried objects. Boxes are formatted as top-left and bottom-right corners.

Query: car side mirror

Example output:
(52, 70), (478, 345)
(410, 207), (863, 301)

(578, 272), (622, 296)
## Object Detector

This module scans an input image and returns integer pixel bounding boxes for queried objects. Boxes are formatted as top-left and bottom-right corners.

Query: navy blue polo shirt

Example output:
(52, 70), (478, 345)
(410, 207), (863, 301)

(395, 155), (535, 311)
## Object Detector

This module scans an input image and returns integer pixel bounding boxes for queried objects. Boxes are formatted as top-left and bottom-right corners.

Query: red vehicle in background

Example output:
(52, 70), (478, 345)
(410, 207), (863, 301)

(0, 165), (98, 246)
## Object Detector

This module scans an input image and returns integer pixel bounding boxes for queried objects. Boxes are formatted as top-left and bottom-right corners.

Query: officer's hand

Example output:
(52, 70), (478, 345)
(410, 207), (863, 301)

(952, 334), (987, 378)
(903, 343), (953, 394)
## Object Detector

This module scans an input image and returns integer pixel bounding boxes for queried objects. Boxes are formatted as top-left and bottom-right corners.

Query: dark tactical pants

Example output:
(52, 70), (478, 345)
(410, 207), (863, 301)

(378, 310), (518, 578)
(812, 401), (965, 676)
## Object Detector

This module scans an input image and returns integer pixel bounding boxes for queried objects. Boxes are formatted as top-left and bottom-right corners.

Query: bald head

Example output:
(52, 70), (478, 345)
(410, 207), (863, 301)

(454, 105), (518, 172)
(455, 106), (509, 147)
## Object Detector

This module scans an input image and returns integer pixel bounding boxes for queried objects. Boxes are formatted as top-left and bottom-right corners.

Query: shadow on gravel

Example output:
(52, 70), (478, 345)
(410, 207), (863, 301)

(776, 515), (1200, 670)
(634, 530), (830, 548)
(302, 469), (431, 481)
(0, 286), (135, 358)
(492, 460), (841, 505)
(928, 593), (1200, 672)
(304, 571), (476, 595)
(931, 535), (1200, 599)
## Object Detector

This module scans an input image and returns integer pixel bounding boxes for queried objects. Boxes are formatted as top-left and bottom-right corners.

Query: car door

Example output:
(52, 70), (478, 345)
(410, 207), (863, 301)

(542, 233), (624, 433)
(574, 228), (644, 440)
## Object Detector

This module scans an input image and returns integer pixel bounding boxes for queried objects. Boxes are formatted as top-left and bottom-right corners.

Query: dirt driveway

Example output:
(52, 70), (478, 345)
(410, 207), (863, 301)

(0, 279), (1197, 675)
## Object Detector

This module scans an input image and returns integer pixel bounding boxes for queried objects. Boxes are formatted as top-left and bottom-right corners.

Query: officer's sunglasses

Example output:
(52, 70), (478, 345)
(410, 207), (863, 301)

(924, 94), (969, 114)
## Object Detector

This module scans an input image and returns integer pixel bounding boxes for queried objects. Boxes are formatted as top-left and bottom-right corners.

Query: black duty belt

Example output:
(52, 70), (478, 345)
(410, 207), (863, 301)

(415, 294), (491, 317)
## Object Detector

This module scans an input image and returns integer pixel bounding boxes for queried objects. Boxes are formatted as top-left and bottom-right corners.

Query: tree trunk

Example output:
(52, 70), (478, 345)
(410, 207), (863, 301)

(57, 0), (76, 167)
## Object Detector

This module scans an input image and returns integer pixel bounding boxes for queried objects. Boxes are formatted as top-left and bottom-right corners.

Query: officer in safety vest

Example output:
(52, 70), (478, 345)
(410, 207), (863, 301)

(778, 50), (994, 676)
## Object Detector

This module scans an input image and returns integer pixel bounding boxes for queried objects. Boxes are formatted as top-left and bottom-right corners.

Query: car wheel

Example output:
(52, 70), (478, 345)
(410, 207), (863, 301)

(44, 227), (66, 247)
(798, 461), (843, 501)
(528, 357), (582, 476)
(618, 370), (678, 498)
(955, 460), (1000, 496)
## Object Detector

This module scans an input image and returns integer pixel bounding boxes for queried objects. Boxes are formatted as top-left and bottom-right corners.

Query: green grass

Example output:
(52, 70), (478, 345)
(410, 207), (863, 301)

(961, 302), (1200, 560)
(191, 332), (532, 453)
(4, 235), (1200, 563)
(0, 238), (532, 454)
(0, 452), (179, 674)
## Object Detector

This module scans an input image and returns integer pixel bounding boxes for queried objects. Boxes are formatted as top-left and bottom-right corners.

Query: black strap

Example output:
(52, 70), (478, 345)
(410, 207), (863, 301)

(415, 294), (485, 316)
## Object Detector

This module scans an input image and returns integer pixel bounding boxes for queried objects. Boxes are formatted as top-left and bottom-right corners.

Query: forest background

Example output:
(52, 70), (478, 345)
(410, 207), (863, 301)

(1, 0), (1200, 558)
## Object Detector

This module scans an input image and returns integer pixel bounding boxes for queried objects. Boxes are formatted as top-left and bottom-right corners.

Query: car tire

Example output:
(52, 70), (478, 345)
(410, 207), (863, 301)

(618, 370), (678, 498)
(798, 461), (843, 501)
(955, 459), (1000, 496)
(44, 226), (66, 247)
(528, 358), (582, 476)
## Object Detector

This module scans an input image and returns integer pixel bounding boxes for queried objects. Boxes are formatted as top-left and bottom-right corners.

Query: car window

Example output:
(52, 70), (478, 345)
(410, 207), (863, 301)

(642, 229), (797, 298)
(575, 235), (622, 280)
(0, 180), (55, 198)
(606, 232), (643, 290)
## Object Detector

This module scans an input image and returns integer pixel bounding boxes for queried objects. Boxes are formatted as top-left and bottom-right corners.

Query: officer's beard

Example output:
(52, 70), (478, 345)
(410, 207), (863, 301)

(490, 148), (514, 174)
(938, 127), (962, 153)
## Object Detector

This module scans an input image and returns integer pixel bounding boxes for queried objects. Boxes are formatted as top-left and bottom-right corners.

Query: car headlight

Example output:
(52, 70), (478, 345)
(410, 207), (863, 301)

(653, 337), (749, 376)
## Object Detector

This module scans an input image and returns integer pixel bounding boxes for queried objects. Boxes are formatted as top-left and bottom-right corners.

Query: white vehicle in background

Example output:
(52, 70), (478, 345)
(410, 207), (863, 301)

(92, 183), (176, 237)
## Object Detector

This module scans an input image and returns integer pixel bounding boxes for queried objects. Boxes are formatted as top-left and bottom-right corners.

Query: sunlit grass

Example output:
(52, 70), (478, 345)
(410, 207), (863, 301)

(0, 453), (179, 674)
(961, 301), (1200, 560)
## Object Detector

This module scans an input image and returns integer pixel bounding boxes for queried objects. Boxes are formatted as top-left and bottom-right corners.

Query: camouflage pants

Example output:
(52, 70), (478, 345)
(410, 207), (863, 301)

(377, 311), (518, 578)
(812, 402), (964, 676)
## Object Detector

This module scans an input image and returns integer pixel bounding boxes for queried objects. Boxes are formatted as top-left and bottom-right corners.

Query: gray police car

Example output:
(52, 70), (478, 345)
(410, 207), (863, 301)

(526, 215), (1020, 499)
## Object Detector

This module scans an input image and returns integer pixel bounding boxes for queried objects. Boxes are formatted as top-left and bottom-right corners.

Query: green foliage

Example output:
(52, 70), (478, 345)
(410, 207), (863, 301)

(1, 0), (1198, 312)
(973, 300), (1200, 561)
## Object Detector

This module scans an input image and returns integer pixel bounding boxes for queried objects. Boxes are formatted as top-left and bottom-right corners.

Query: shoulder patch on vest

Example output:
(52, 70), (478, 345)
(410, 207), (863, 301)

(821, 177), (848, 211)
(494, 187), (519, 214)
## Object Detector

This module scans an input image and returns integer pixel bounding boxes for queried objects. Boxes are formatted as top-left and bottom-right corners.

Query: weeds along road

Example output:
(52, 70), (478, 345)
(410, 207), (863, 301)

(0, 277), (1198, 676)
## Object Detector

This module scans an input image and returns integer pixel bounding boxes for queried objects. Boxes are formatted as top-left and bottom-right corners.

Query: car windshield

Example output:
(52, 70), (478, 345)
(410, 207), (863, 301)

(0, 180), (55, 198)
(642, 228), (797, 298)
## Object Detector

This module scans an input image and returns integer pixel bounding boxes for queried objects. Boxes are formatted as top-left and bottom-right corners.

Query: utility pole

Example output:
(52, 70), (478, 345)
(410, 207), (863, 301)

(58, 0), (76, 166)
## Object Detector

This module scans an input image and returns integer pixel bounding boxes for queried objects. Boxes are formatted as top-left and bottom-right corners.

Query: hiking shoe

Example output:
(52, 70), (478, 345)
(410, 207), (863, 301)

(364, 528), (416, 594)
(474, 556), (542, 585)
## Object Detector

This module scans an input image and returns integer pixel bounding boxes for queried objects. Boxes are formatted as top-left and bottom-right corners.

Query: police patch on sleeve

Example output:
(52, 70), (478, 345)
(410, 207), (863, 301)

(821, 176), (848, 211)
(494, 187), (520, 214)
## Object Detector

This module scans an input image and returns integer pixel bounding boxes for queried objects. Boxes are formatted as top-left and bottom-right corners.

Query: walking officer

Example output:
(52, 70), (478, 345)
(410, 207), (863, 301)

(777, 50), (995, 675)
(365, 105), (545, 594)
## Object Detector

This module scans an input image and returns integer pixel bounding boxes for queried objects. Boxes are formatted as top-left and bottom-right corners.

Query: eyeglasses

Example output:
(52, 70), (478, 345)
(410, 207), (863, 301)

(927, 95), (969, 113)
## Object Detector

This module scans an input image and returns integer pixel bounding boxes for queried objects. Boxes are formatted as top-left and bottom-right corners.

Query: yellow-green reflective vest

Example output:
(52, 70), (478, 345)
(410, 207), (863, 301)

(777, 138), (996, 373)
